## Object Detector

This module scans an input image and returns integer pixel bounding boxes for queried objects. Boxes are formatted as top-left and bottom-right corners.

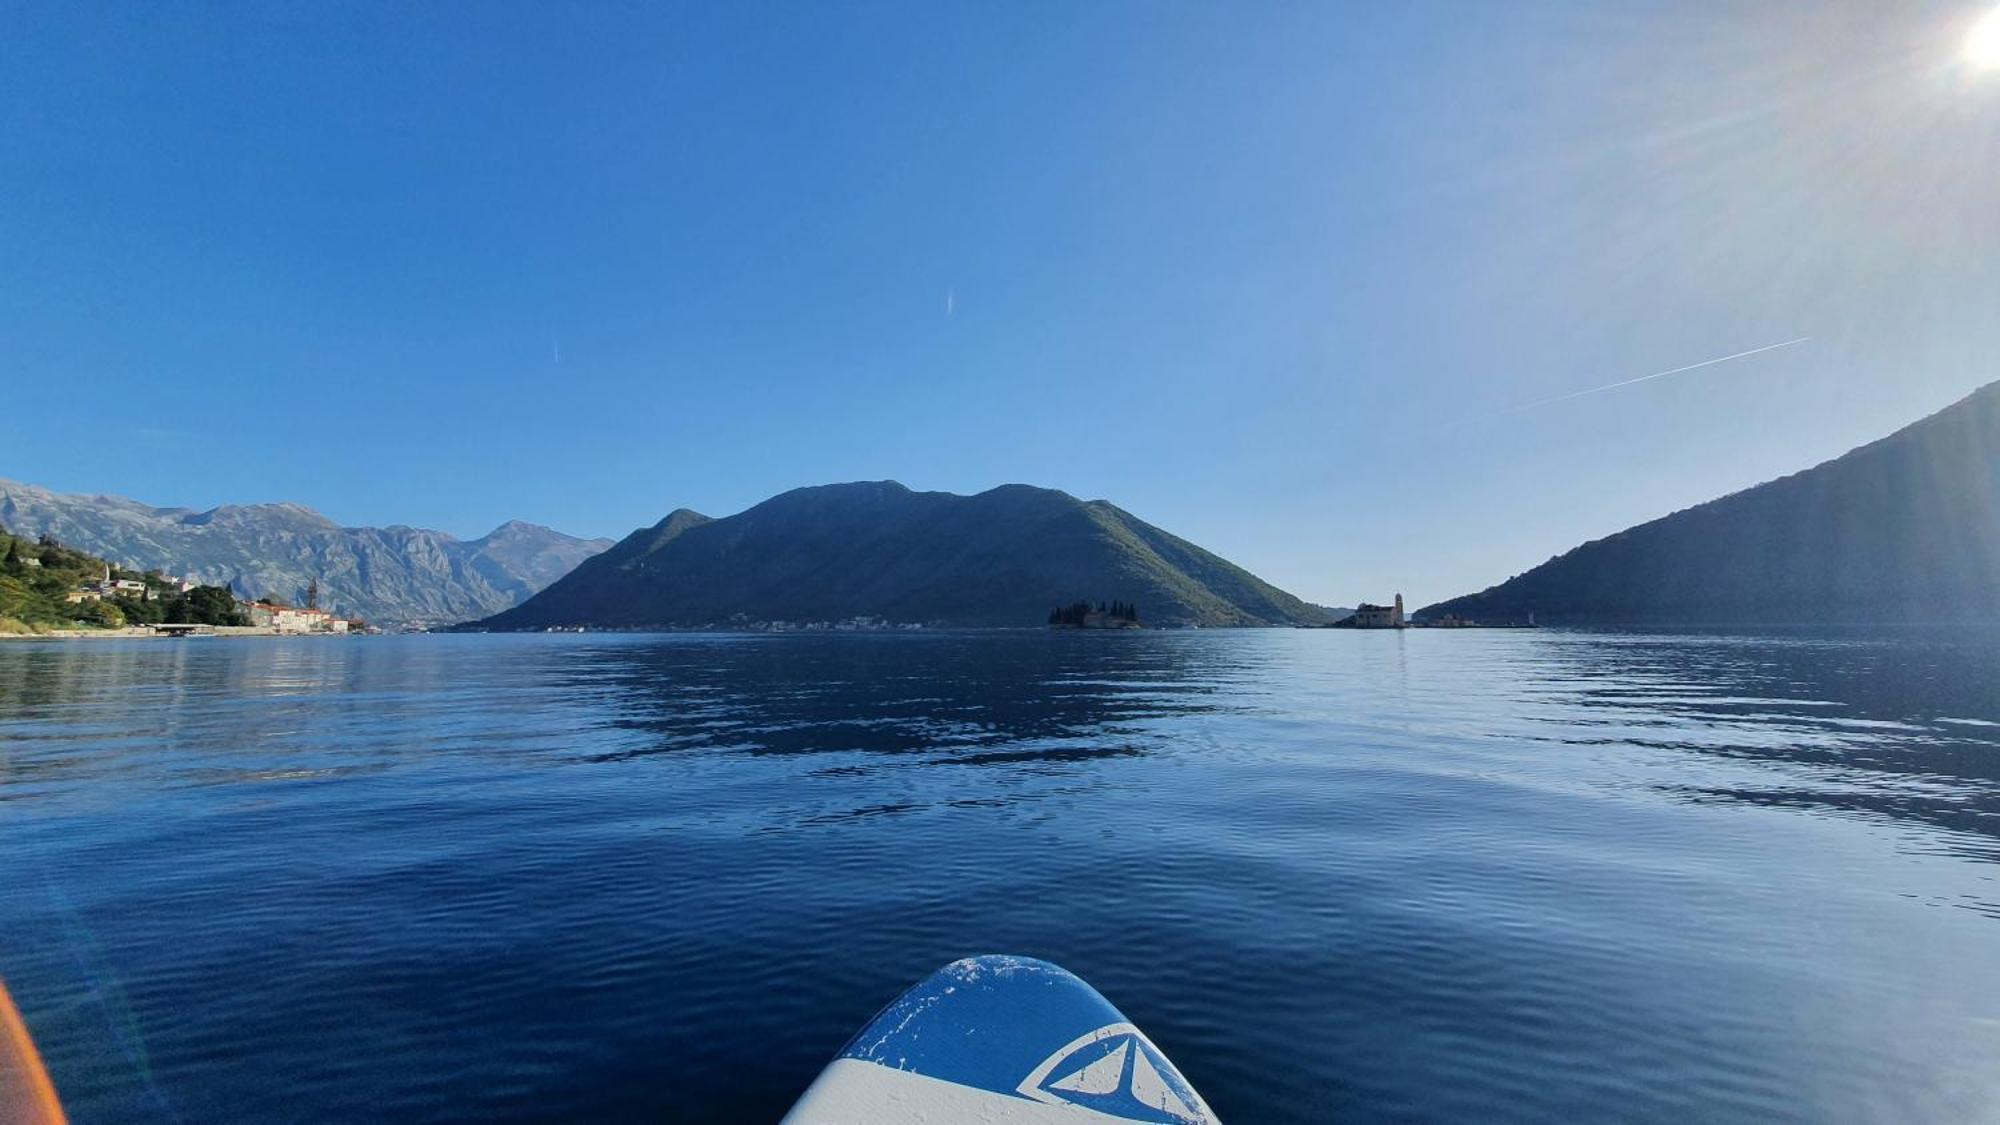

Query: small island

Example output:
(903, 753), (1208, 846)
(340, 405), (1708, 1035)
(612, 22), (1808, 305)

(1048, 600), (1141, 629)
(1329, 594), (1405, 629)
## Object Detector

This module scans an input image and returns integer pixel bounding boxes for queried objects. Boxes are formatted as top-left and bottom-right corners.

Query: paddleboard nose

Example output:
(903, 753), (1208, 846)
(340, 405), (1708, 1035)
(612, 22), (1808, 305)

(785, 954), (1218, 1124)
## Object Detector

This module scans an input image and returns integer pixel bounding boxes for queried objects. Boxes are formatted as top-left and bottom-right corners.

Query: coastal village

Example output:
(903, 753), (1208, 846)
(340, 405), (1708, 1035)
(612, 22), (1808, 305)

(2, 529), (368, 637)
(60, 568), (362, 635)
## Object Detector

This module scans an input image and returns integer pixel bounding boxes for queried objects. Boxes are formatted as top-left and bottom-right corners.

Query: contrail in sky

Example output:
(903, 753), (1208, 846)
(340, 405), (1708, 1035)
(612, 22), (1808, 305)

(1499, 336), (1811, 415)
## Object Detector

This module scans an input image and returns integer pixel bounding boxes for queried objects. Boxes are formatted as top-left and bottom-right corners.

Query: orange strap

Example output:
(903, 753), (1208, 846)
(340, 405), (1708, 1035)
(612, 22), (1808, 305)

(0, 978), (66, 1125)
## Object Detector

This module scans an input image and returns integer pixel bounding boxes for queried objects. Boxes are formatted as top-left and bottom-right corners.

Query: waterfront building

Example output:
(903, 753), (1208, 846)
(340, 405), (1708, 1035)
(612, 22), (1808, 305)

(1347, 594), (1406, 629)
(244, 602), (344, 633)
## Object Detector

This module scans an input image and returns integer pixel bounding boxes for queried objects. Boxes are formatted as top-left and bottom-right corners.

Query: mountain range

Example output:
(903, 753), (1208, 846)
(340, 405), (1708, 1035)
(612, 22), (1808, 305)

(1419, 381), (2000, 625)
(474, 481), (1337, 629)
(0, 479), (612, 626)
(28, 378), (1992, 634)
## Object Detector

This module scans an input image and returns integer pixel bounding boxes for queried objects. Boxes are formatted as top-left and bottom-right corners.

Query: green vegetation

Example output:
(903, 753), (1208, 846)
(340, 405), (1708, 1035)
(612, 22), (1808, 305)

(177, 585), (250, 626)
(477, 481), (1336, 630)
(111, 584), (251, 627)
(0, 525), (246, 631)
(1049, 600), (1140, 626)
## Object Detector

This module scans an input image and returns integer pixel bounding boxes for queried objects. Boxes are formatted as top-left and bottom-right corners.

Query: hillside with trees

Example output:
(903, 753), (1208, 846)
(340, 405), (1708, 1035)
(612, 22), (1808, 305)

(0, 527), (246, 633)
(473, 482), (1335, 630)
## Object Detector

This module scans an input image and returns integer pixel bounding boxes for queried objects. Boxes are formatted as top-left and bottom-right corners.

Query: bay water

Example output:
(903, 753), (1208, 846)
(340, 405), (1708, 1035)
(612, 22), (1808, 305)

(3, 629), (1998, 1121)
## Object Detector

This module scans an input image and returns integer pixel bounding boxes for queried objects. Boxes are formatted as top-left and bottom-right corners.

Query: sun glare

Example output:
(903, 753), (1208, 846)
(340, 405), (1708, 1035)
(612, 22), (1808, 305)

(1967, 7), (2000, 71)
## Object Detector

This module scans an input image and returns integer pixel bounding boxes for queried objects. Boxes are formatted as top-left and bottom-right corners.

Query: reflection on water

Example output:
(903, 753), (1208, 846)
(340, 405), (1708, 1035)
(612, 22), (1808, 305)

(2, 629), (1999, 1122)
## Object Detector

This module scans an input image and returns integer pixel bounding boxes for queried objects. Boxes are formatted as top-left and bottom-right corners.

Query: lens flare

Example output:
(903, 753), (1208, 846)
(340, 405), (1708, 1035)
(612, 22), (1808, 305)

(1967, 7), (2000, 71)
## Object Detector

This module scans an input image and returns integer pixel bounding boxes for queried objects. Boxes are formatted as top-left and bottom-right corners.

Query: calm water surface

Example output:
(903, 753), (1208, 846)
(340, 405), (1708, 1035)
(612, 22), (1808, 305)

(3, 629), (1999, 1122)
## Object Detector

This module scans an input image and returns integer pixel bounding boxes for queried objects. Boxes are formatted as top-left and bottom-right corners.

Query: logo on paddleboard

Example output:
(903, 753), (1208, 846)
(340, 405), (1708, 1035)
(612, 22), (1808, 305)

(1016, 1022), (1215, 1124)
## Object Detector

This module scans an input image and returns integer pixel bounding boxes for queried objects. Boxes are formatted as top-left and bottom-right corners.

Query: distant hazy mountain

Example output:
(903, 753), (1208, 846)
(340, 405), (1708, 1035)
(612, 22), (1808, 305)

(475, 481), (1335, 629)
(1419, 382), (2000, 625)
(0, 479), (612, 626)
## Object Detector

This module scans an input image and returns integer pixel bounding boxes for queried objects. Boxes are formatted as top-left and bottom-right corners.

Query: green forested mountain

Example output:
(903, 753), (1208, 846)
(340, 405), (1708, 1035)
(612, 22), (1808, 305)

(474, 481), (1334, 629)
(1419, 382), (2000, 625)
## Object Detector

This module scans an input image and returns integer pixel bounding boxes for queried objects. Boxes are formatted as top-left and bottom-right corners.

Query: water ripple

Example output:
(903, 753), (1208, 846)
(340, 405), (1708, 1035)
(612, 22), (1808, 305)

(2, 629), (1999, 1122)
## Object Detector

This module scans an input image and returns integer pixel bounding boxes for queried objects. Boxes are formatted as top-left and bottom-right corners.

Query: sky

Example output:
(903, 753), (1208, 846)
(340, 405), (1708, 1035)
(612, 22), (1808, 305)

(4, 1), (1999, 608)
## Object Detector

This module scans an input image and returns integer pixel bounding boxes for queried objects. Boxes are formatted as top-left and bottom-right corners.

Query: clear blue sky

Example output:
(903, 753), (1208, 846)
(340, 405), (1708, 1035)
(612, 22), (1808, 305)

(5, 1), (1998, 607)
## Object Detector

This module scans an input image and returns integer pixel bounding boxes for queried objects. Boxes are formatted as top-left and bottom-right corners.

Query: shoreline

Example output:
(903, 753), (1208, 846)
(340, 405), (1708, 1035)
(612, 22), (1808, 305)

(0, 626), (366, 640)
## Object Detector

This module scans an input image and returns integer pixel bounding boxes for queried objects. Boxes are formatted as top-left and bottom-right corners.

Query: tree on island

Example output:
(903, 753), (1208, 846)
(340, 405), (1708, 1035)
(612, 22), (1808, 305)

(1048, 600), (1140, 625)
(2, 540), (21, 574)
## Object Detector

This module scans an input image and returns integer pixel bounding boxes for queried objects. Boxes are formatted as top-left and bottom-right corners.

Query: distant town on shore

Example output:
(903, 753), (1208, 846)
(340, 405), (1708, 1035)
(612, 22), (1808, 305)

(1, 530), (366, 638)
(5, 380), (2000, 635)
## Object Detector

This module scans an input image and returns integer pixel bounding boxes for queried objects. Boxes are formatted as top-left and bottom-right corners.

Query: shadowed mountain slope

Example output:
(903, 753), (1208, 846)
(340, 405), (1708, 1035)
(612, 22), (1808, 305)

(475, 481), (1333, 629)
(1419, 382), (2000, 625)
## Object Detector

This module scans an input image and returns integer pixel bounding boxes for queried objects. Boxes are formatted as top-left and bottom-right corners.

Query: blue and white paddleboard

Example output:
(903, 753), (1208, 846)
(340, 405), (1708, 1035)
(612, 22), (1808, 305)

(783, 955), (1218, 1124)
